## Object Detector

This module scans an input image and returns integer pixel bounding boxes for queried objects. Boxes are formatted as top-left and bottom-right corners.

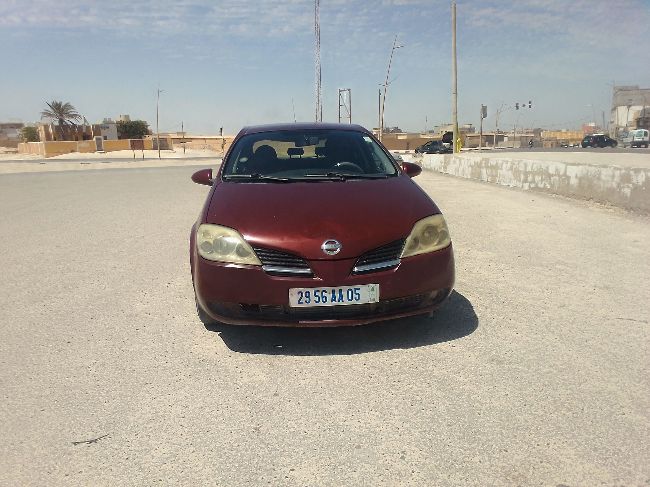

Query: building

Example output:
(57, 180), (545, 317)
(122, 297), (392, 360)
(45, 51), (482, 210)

(371, 131), (437, 151)
(164, 133), (234, 154)
(37, 117), (121, 142)
(581, 123), (601, 135)
(610, 85), (650, 137)
(541, 129), (584, 147)
(0, 122), (24, 147)
(635, 108), (650, 131)
(96, 119), (118, 140)
(432, 123), (475, 135)
(38, 123), (91, 142)
(370, 123), (476, 150)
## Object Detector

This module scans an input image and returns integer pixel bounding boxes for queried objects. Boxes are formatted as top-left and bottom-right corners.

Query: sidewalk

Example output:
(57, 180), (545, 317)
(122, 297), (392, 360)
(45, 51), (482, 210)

(0, 149), (222, 174)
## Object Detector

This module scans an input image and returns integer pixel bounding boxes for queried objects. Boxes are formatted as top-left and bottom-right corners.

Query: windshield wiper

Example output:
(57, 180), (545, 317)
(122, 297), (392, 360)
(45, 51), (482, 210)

(302, 172), (390, 180)
(223, 173), (291, 183)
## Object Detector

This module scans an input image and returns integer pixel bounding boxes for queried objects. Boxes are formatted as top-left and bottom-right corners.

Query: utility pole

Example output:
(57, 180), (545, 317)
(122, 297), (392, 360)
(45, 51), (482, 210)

(380, 35), (403, 142)
(156, 87), (164, 160)
(479, 105), (486, 151)
(181, 120), (185, 154)
(378, 88), (381, 140)
(494, 103), (510, 148)
(314, 0), (322, 122)
(451, 1), (459, 153)
(494, 109), (499, 149)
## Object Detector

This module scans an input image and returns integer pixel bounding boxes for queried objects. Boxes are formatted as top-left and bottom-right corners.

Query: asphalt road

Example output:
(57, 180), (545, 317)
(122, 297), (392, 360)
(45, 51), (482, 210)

(1, 166), (648, 486)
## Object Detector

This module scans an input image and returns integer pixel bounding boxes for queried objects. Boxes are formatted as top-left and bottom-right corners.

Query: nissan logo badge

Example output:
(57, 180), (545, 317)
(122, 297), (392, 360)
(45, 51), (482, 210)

(321, 239), (342, 255)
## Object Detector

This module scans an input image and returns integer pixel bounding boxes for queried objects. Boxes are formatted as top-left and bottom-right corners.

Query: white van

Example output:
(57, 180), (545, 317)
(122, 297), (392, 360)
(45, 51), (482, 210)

(622, 129), (649, 148)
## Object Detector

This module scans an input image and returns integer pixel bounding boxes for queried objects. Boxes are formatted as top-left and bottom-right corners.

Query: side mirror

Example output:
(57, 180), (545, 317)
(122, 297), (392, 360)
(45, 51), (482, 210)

(402, 161), (422, 178)
(191, 168), (213, 186)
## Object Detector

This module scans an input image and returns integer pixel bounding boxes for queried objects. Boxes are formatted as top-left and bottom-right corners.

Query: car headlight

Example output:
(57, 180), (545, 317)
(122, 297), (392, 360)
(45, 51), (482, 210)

(400, 214), (451, 258)
(196, 224), (261, 265)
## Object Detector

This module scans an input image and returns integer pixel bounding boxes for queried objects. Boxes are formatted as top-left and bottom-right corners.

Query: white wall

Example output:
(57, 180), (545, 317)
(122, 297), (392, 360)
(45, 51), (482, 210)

(97, 123), (118, 140)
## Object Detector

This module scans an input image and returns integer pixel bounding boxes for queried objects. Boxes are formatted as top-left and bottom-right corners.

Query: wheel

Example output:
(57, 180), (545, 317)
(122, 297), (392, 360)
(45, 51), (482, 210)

(195, 296), (218, 326)
(611, 141), (618, 148)
(333, 161), (364, 173)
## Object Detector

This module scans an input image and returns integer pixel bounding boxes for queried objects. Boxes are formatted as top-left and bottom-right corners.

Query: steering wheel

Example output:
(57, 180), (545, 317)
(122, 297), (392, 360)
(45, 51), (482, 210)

(333, 161), (364, 173)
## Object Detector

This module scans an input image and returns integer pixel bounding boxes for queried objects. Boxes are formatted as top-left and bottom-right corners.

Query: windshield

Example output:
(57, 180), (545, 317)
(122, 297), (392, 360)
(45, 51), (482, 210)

(222, 129), (398, 181)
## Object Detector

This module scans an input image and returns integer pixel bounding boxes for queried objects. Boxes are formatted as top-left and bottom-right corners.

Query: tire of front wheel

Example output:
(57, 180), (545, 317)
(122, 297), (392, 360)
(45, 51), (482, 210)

(195, 296), (218, 326)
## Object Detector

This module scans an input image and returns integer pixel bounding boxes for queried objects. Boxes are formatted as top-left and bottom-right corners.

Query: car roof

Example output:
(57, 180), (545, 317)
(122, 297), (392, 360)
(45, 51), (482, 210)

(237, 122), (372, 136)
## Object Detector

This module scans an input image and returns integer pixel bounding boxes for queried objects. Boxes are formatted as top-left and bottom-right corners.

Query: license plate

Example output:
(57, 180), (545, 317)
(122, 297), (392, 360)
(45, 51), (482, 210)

(289, 284), (380, 308)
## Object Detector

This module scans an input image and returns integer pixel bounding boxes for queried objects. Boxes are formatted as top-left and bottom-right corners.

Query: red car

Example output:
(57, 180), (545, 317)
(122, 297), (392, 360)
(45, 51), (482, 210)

(190, 123), (454, 327)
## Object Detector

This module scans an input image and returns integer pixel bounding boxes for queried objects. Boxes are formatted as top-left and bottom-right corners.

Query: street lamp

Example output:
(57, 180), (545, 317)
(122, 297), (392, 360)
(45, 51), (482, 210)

(493, 103), (511, 148)
(451, 0), (459, 153)
(379, 35), (403, 142)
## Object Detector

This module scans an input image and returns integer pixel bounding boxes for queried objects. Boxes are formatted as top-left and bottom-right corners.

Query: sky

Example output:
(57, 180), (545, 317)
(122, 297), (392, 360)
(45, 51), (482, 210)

(1, 0), (649, 135)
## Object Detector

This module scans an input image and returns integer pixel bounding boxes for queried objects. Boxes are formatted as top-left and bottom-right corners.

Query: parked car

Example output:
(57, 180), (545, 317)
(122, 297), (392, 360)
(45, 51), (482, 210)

(581, 134), (618, 148)
(415, 140), (452, 154)
(622, 129), (649, 148)
(190, 123), (455, 327)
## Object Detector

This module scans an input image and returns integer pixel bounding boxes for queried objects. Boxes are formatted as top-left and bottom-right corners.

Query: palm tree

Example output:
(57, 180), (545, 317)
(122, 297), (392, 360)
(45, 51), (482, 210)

(40, 101), (83, 141)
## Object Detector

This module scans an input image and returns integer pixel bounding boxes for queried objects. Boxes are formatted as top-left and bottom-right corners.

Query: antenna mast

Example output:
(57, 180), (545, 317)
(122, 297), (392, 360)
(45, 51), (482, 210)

(338, 88), (351, 124)
(314, 0), (322, 122)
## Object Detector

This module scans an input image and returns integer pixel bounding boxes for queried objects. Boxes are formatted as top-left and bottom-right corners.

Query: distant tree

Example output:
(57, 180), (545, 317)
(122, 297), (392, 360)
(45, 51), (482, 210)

(20, 126), (40, 142)
(117, 120), (150, 139)
(40, 100), (82, 140)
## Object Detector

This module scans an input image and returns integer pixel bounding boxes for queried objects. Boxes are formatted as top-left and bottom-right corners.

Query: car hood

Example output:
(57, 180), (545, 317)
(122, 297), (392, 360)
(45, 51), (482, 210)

(204, 175), (439, 260)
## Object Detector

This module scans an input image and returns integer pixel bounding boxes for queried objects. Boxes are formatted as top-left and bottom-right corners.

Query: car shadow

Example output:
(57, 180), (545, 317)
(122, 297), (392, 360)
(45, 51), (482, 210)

(203, 290), (478, 356)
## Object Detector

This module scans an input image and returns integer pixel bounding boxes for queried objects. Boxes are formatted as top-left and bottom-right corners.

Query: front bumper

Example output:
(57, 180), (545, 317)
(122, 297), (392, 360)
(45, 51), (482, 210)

(193, 244), (455, 327)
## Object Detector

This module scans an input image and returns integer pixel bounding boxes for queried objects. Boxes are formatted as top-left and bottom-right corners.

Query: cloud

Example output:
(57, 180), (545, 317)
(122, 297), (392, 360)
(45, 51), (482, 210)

(0, 0), (313, 38)
(462, 0), (650, 52)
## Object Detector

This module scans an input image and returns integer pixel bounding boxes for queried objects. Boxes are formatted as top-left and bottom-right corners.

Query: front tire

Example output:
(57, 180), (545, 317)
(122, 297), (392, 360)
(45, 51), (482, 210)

(195, 296), (218, 326)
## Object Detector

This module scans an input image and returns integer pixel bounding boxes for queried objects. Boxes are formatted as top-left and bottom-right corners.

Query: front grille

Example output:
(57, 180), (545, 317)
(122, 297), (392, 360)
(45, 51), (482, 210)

(253, 247), (313, 277)
(353, 239), (405, 274)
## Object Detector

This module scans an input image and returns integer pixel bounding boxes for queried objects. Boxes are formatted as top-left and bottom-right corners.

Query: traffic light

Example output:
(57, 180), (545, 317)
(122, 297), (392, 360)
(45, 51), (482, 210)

(515, 103), (519, 110)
